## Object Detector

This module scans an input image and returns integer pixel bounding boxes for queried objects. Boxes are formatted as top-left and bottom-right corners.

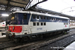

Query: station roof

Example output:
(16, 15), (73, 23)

(0, 0), (30, 20)
(0, 0), (30, 8)
(0, 0), (75, 20)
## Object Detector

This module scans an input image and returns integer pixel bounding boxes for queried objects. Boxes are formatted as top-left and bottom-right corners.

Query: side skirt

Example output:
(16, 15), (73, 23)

(14, 29), (70, 38)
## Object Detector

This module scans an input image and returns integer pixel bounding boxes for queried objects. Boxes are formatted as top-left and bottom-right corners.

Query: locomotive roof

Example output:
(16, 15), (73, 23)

(13, 11), (69, 19)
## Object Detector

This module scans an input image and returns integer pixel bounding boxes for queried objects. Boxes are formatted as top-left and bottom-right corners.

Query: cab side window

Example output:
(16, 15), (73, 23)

(33, 15), (36, 19)
(37, 16), (39, 19)
(23, 14), (27, 19)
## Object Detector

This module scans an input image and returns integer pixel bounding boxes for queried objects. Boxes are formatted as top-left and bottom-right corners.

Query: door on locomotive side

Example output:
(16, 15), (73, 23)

(16, 13), (31, 34)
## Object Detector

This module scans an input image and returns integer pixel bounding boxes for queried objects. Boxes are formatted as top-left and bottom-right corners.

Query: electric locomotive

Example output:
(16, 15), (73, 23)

(0, 21), (6, 28)
(0, 21), (6, 35)
(6, 11), (70, 40)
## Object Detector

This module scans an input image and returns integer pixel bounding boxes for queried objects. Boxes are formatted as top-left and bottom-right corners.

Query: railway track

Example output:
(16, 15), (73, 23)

(1, 29), (75, 50)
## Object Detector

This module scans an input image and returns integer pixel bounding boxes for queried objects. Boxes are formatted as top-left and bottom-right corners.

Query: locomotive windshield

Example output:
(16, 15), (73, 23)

(8, 13), (30, 25)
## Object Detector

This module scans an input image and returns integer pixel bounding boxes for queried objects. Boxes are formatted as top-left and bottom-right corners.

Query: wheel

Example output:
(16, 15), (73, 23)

(23, 36), (30, 42)
(38, 34), (43, 39)
(6, 33), (10, 38)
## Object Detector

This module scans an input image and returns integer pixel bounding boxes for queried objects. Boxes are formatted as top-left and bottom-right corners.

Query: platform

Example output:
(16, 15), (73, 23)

(70, 26), (75, 29)
(64, 41), (75, 50)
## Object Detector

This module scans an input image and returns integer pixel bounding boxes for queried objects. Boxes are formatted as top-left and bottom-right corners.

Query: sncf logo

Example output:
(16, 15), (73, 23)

(2, 25), (5, 26)
(65, 25), (67, 27)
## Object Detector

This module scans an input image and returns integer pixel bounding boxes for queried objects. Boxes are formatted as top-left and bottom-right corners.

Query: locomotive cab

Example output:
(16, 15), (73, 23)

(7, 12), (30, 38)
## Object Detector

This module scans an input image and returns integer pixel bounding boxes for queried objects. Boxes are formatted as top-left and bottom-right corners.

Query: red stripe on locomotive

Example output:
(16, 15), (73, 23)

(8, 26), (22, 33)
